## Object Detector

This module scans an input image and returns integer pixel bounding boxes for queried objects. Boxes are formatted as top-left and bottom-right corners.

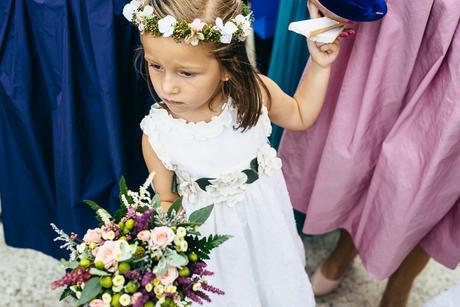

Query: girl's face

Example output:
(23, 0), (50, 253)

(141, 34), (227, 120)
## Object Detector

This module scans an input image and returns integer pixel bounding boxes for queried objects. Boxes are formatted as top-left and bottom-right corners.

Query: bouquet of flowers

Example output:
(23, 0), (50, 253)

(51, 174), (230, 307)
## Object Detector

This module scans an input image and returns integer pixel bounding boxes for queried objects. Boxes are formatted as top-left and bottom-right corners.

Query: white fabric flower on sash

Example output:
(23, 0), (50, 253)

(205, 171), (248, 206)
(257, 144), (282, 176)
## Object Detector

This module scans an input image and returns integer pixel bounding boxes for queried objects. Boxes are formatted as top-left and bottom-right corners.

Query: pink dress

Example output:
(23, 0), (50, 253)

(279, 0), (460, 279)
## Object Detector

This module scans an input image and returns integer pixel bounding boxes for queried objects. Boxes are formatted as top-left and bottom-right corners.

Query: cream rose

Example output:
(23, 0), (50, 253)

(94, 241), (118, 272)
(149, 227), (175, 248)
(157, 266), (179, 285)
(136, 230), (151, 242)
(83, 228), (102, 243)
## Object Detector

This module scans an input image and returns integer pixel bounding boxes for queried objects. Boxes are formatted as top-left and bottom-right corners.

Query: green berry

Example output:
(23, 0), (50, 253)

(118, 221), (125, 230)
(188, 252), (198, 262)
(125, 281), (139, 293)
(144, 302), (155, 307)
(118, 236), (127, 241)
(79, 258), (91, 268)
(111, 293), (121, 306)
(179, 267), (190, 277)
(118, 262), (131, 274)
(125, 219), (135, 230)
(95, 261), (105, 270)
(99, 276), (112, 288)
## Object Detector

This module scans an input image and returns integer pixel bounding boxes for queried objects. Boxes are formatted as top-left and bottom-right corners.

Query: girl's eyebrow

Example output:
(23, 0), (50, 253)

(144, 56), (203, 70)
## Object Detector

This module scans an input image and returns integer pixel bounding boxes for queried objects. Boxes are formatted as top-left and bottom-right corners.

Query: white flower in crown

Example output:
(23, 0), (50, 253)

(185, 18), (206, 46)
(215, 18), (238, 44)
(158, 15), (177, 37)
(122, 0), (142, 21)
(234, 14), (252, 40)
(206, 171), (247, 206)
(257, 144), (282, 176)
(138, 5), (154, 18)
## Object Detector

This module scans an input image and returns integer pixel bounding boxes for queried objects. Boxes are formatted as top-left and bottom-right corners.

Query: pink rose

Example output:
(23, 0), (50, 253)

(83, 228), (102, 243)
(157, 266), (179, 285)
(137, 230), (151, 241)
(94, 241), (118, 272)
(89, 299), (105, 307)
(149, 227), (175, 248)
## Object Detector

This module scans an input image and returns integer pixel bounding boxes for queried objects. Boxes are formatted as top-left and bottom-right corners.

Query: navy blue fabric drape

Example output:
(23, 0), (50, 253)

(0, 0), (149, 259)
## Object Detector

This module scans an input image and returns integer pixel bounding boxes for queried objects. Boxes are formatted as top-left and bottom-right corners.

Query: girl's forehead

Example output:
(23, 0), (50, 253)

(142, 35), (214, 64)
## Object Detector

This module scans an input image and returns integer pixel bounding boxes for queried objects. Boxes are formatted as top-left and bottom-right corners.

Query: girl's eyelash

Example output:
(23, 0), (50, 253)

(179, 71), (193, 77)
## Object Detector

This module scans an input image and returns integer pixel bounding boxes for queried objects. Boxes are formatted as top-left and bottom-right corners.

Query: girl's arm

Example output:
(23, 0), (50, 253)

(142, 134), (179, 211)
(260, 0), (341, 131)
(259, 57), (331, 130)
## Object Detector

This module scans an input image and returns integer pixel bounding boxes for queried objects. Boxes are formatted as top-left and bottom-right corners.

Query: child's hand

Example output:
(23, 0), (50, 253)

(307, 39), (340, 68)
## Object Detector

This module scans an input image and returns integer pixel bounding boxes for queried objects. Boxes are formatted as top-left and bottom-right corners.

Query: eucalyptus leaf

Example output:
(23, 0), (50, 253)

(76, 277), (102, 305)
(189, 205), (214, 225)
(165, 250), (188, 267)
(89, 268), (110, 276)
(59, 259), (79, 270)
(153, 258), (168, 276)
(152, 194), (161, 209)
(167, 197), (183, 217)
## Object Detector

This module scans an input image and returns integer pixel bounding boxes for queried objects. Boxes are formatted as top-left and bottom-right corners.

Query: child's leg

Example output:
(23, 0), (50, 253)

(321, 229), (357, 280)
(379, 245), (430, 307)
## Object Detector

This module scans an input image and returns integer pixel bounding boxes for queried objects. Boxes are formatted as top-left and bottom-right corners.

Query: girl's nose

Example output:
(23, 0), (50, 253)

(162, 73), (179, 95)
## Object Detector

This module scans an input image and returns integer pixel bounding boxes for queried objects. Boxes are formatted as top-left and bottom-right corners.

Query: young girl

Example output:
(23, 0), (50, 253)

(124, 0), (339, 305)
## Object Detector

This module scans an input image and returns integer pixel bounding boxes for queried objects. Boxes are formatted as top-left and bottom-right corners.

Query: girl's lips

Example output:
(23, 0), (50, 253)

(164, 99), (184, 105)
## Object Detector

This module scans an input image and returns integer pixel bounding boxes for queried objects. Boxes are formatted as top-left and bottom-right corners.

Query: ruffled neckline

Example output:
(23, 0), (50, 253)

(146, 97), (234, 140)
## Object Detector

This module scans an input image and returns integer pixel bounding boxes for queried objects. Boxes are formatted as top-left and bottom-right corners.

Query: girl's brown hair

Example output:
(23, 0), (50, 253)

(134, 0), (270, 130)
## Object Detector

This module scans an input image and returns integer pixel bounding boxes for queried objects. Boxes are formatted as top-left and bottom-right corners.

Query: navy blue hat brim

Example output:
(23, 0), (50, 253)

(318, 0), (387, 22)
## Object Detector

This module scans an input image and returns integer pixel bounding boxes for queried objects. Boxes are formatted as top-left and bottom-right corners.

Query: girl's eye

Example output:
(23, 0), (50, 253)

(149, 63), (162, 70)
(178, 71), (194, 77)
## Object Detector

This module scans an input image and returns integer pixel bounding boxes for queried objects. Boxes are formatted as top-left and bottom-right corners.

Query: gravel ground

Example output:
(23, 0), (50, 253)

(1, 226), (459, 307)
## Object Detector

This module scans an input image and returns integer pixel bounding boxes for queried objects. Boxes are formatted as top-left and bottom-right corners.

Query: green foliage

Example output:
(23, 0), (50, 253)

(187, 234), (231, 260)
(83, 200), (112, 224)
(76, 277), (102, 306)
(167, 197), (183, 217)
(59, 288), (74, 301)
(188, 205), (214, 226)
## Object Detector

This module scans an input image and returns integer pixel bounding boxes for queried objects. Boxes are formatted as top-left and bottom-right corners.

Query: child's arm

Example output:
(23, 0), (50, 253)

(260, 38), (339, 131)
(142, 134), (179, 211)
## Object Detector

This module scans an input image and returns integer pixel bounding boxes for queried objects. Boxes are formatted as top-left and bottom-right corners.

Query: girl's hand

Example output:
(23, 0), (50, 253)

(307, 39), (340, 68)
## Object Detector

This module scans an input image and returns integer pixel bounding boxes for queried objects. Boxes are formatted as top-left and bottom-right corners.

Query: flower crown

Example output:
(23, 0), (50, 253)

(123, 0), (253, 46)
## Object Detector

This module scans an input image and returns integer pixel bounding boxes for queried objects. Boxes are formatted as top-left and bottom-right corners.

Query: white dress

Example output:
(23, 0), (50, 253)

(141, 98), (315, 307)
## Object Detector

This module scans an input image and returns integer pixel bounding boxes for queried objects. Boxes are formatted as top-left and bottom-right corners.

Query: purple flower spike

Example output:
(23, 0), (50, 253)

(202, 283), (225, 295)
(185, 290), (204, 305)
(195, 290), (211, 303)
(141, 272), (155, 286)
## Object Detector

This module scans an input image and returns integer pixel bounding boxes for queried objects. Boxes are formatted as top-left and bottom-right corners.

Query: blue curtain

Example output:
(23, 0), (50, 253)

(0, 0), (149, 259)
(268, 0), (309, 149)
